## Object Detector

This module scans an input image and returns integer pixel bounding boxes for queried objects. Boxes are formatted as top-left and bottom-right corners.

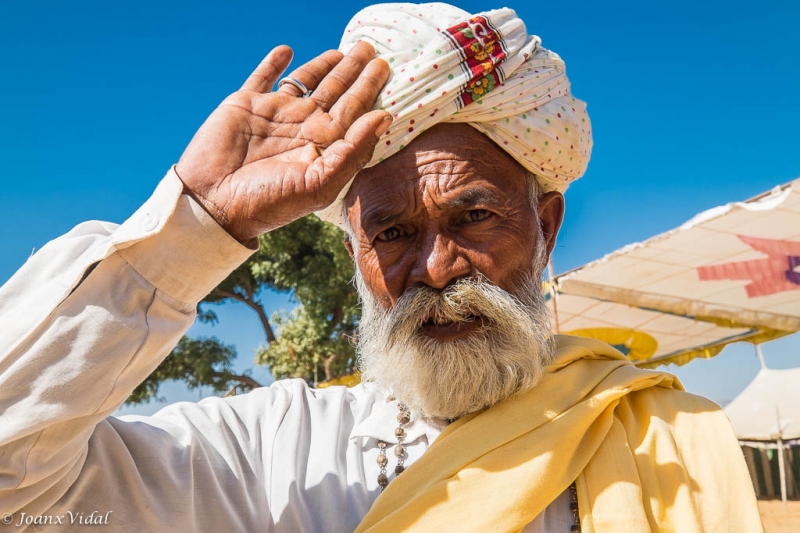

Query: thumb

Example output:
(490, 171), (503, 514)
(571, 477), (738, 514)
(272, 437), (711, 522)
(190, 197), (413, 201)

(304, 110), (392, 208)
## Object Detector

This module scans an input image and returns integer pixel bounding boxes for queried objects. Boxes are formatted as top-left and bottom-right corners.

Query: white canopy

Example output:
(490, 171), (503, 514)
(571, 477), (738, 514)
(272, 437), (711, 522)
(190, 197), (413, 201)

(547, 177), (800, 368)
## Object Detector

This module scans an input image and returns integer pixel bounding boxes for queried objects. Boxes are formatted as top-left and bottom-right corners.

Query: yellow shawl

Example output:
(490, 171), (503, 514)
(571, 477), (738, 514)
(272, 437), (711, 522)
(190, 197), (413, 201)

(356, 335), (763, 532)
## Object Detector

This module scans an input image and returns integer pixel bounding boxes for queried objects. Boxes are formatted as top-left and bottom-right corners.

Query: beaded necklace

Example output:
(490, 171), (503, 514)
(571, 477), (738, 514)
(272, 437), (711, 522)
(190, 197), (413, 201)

(376, 401), (410, 491)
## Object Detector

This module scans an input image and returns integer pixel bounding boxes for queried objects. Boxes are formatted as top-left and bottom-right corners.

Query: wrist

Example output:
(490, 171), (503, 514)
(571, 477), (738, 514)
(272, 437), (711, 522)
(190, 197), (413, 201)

(174, 165), (256, 244)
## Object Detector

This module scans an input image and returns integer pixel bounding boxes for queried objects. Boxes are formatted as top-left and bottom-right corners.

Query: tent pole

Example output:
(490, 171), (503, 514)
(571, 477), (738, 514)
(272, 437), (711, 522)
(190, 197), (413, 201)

(547, 260), (560, 334)
(777, 438), (788, 510)
(755, 344), (767, 370)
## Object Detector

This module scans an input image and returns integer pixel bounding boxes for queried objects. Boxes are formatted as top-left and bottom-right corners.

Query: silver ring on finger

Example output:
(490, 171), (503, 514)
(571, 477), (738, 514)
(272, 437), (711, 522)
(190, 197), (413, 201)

(278, 77), (312, 97)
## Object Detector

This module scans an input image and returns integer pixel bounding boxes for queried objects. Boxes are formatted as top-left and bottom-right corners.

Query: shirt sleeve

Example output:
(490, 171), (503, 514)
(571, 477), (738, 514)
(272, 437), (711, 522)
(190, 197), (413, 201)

(0, 168), (256, 521)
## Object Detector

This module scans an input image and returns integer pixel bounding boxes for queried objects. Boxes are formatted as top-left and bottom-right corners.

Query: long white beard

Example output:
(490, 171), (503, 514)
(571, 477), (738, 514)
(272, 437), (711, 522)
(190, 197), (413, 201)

(355, 250), (554, 420)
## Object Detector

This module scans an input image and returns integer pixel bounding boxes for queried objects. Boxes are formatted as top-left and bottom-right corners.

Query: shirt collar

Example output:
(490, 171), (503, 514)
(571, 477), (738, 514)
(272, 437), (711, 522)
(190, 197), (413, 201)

(349, 383), (449, 445)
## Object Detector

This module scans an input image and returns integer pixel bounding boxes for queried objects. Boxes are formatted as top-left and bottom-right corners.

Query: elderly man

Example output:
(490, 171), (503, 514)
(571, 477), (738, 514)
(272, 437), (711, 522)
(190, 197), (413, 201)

(0, 3), (762, 532)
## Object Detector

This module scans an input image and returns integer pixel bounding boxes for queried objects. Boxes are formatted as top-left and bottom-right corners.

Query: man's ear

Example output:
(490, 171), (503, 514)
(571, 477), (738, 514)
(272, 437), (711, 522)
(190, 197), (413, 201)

(537, 191), (565, 260)
(344, 236), (355, 260)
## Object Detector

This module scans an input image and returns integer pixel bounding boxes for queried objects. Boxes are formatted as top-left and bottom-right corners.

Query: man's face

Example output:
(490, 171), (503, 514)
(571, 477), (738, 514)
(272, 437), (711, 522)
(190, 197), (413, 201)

(345, 123), (563, 307)
(344, 123), (565, 418)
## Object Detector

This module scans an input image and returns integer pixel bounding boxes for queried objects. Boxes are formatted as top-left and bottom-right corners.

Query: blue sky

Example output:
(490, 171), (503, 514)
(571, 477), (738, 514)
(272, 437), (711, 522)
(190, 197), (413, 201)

(1, 0), (798, 415)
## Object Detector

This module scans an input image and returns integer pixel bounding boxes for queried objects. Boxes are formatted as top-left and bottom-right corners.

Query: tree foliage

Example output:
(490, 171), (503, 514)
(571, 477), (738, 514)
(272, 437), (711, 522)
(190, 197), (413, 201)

(125, 336), (259, 404)
(127, 215), (359, 404)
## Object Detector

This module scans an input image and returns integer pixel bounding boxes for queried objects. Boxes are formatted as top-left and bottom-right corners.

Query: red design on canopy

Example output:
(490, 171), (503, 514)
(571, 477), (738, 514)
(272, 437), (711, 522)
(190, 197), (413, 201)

(697, 235), (800, 298)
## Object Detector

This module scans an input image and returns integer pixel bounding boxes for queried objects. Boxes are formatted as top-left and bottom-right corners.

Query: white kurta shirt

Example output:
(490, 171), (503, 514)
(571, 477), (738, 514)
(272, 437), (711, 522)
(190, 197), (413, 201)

(0, 169), (571, 532)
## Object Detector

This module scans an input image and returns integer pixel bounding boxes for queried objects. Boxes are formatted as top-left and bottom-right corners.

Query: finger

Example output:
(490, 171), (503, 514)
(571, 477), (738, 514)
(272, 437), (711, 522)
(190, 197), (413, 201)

(329, 57), (390, 129)
(276, 50), (344, 97)
(242, 45), (295, 93)
(304, 110), (392, 208)
(310, 41), (376, 112)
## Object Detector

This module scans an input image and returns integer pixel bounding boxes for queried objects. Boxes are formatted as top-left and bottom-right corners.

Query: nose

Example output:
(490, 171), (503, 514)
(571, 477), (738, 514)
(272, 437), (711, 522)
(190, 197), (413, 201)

(407, 230), (472, 290)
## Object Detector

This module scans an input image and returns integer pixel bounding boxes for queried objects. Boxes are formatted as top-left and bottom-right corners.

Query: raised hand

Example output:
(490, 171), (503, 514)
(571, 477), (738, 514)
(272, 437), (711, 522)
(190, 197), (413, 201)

(176, 42), (391, 243)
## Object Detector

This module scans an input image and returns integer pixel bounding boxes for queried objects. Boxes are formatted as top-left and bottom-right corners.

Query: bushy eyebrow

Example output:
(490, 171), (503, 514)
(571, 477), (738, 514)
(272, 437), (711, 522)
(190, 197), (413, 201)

(361, 210), (404, 231)
(445, 188), (505, 208)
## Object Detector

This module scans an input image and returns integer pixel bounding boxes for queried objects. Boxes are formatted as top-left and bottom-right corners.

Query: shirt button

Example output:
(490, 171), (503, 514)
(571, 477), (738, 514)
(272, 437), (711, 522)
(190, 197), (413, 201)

(142, 212), (159, 231)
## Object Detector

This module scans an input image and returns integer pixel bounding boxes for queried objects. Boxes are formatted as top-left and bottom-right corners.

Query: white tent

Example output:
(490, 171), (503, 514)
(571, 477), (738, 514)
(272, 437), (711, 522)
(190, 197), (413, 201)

(724, 353), (800, 504)
(724, 367), (800, 443)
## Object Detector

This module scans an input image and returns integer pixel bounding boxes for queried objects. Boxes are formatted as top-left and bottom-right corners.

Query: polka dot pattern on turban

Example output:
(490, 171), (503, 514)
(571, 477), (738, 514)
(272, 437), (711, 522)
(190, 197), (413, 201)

(317, 2), (592, 227)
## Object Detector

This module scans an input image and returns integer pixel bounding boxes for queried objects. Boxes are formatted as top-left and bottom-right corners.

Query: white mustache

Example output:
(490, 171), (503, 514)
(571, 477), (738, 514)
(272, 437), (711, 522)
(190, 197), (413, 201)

(384, 276), (529, 344)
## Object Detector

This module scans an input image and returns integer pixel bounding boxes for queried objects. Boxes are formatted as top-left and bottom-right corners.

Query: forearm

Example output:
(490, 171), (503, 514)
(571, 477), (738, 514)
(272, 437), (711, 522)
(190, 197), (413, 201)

(0, 168), (254, 514)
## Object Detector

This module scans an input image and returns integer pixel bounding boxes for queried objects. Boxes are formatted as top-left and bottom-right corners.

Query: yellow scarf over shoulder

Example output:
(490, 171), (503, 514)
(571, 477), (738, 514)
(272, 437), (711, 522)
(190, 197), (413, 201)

(355, 335), (763, 532)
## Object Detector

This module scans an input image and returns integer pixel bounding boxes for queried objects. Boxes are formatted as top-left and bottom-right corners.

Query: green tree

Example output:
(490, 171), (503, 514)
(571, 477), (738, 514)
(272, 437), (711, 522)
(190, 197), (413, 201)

(127, 215), (359, 405)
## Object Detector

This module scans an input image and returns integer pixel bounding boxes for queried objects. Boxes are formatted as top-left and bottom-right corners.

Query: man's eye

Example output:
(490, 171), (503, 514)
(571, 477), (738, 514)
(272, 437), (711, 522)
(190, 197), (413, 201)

(467, 209), (492, 222)
(376, 227), (402, 242)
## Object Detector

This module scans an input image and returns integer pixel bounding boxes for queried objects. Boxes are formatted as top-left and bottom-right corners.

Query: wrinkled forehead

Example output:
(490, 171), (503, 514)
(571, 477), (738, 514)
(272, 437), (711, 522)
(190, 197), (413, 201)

(344, 123), (529, 225)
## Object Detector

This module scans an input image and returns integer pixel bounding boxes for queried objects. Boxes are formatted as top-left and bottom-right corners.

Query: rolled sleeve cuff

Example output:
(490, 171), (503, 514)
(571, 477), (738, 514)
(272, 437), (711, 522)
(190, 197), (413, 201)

(118, 167), (257, 304)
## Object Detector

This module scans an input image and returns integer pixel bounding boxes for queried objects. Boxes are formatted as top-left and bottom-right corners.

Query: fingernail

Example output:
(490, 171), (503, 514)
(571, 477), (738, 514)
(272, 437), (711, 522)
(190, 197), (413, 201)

(374, 114), (393, 137)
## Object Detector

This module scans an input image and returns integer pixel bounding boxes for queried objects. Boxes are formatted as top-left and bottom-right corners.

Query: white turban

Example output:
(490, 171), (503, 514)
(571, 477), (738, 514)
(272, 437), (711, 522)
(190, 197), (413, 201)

(318, 2), (592, 226)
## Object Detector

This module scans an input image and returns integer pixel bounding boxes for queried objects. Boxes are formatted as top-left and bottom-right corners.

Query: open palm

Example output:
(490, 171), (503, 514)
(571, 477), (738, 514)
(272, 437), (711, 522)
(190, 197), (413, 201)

(176, 43), (391, 242)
